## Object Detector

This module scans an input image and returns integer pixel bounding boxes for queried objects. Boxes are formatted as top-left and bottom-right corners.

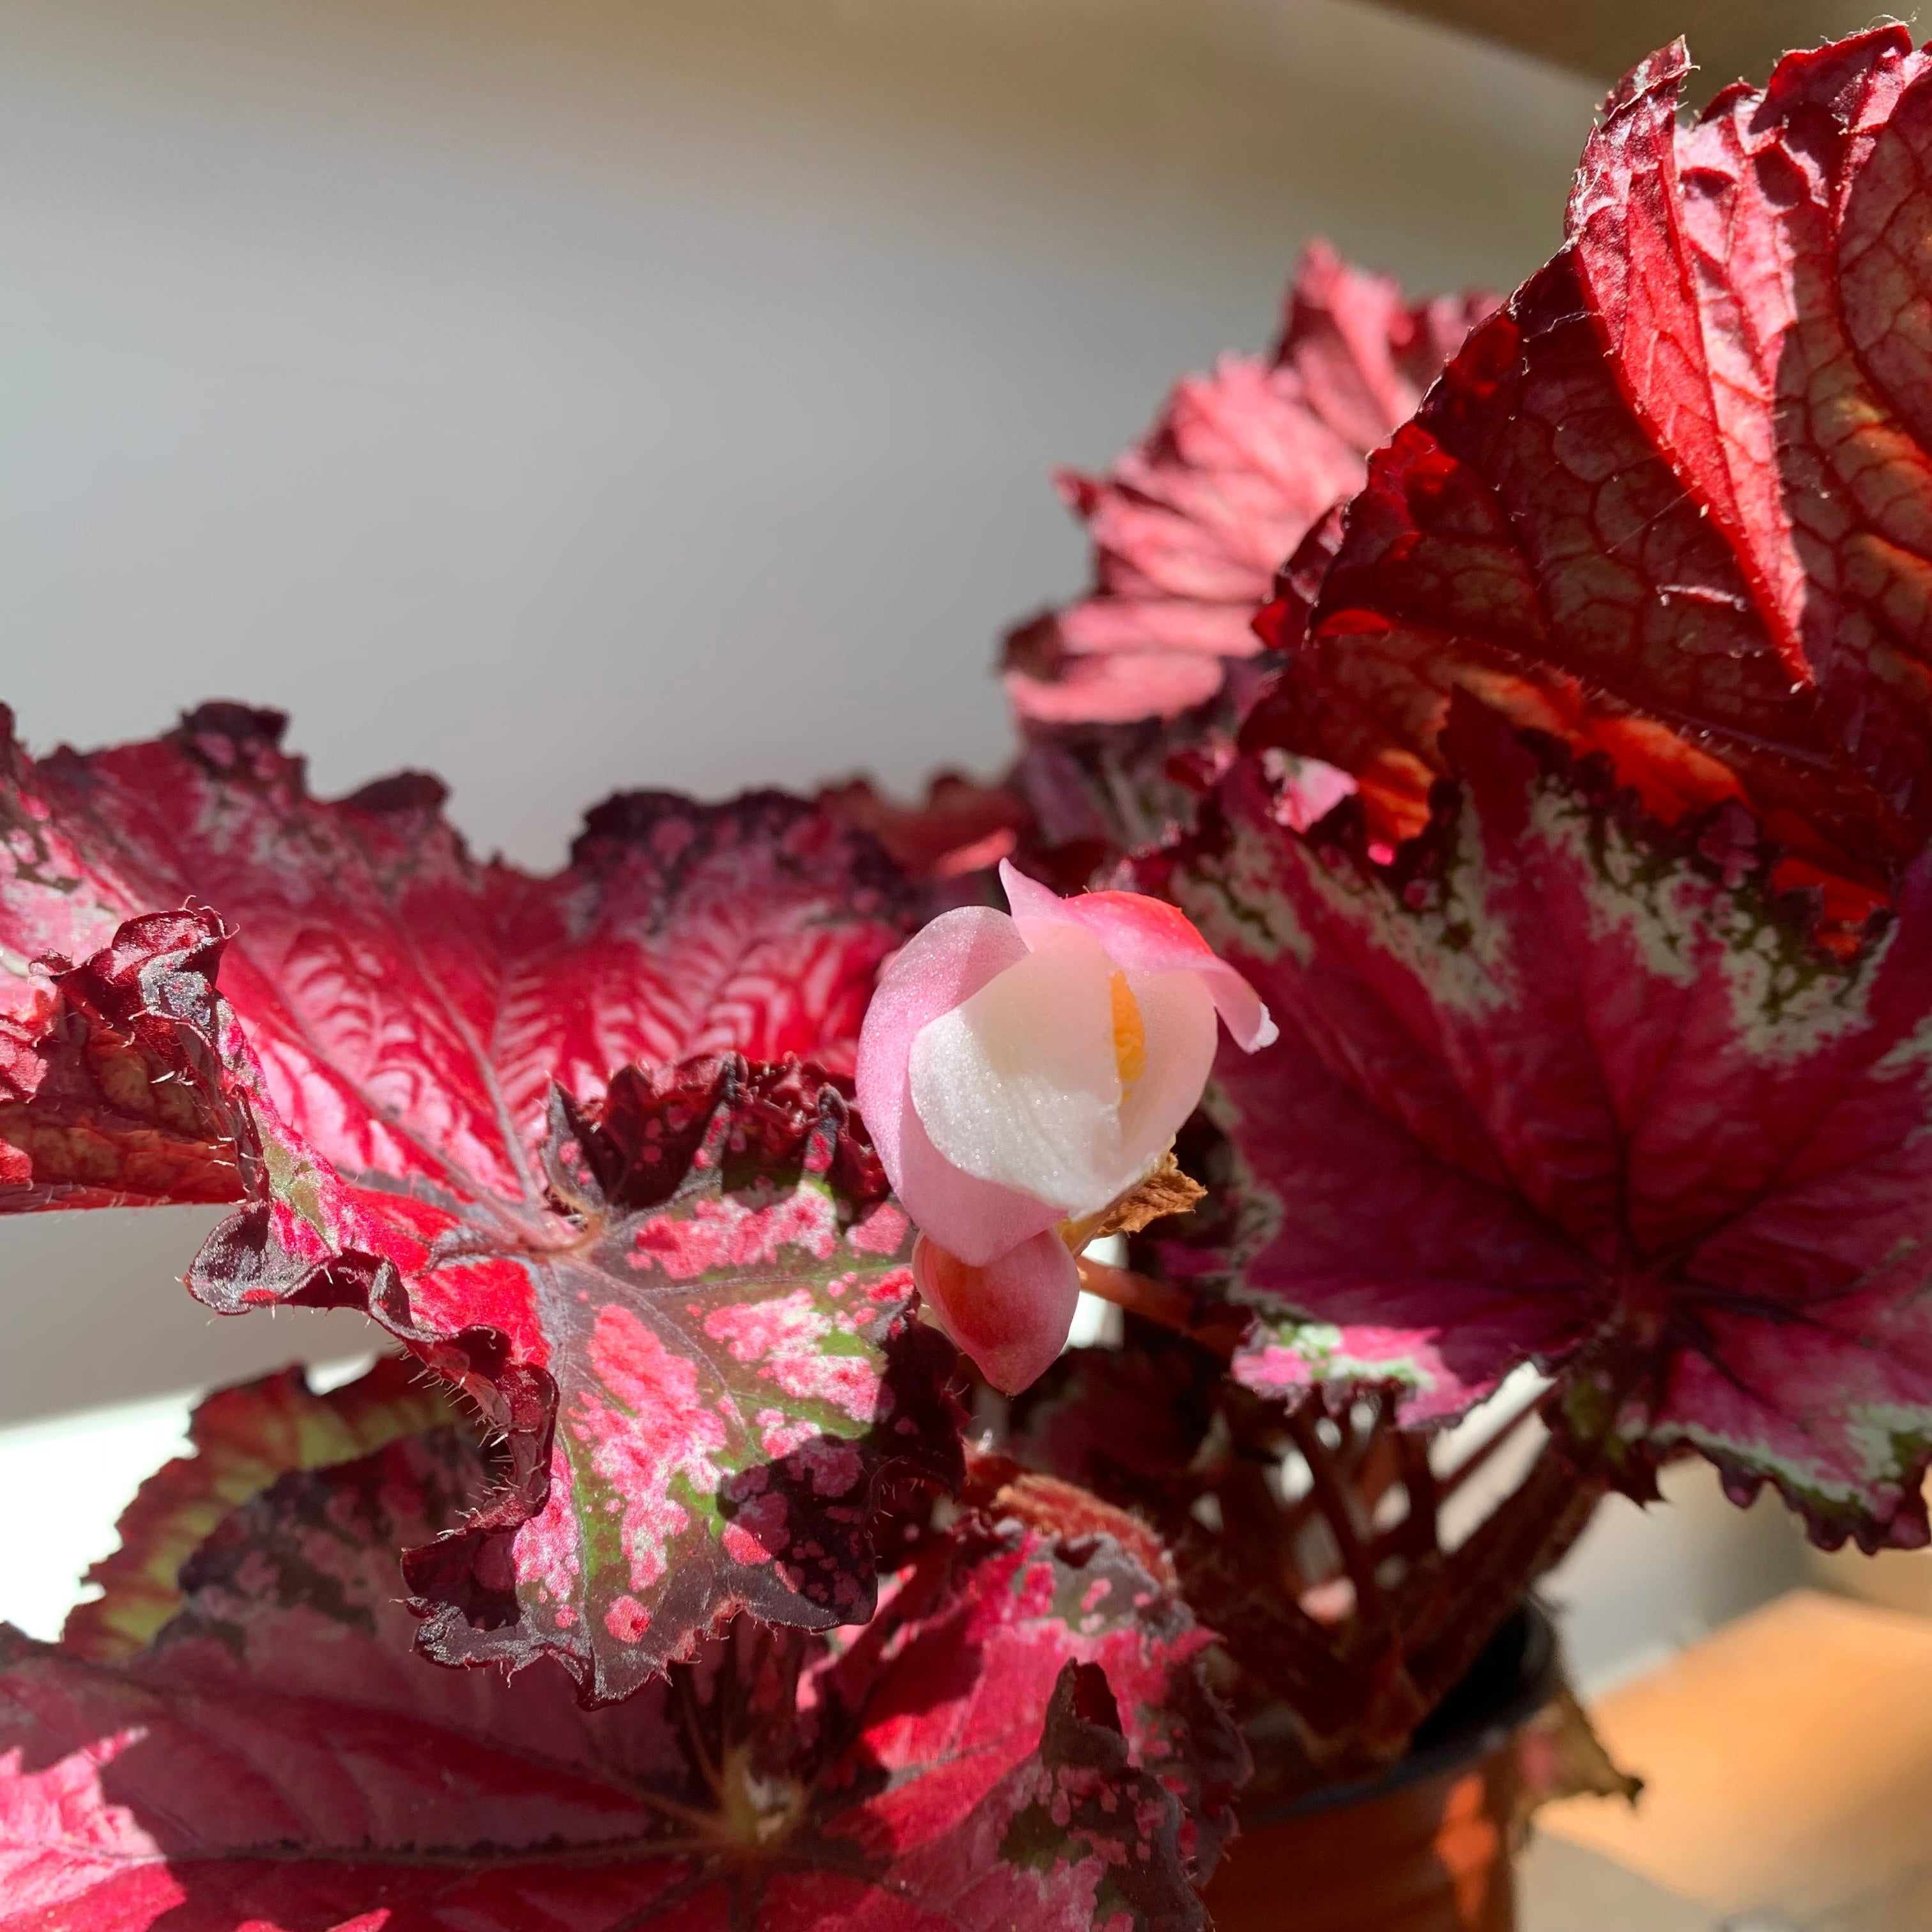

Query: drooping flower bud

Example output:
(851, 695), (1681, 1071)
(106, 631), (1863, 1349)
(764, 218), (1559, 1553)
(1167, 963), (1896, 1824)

(855, 859), (1275, 1392)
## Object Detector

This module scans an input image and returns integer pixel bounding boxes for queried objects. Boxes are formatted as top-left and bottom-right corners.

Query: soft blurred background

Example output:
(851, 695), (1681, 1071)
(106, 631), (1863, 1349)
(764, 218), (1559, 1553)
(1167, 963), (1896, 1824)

(0, 3), (1923, 1921)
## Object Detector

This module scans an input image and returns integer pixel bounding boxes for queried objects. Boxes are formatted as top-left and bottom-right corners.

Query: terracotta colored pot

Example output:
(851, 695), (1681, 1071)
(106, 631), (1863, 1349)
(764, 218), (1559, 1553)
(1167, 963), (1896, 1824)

(1202, 1607), (1556, 1932)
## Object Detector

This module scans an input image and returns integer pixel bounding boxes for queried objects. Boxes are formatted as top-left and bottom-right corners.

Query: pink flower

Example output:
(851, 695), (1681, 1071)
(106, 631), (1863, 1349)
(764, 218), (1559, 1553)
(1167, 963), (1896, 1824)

(855, 860), (1275, 1392)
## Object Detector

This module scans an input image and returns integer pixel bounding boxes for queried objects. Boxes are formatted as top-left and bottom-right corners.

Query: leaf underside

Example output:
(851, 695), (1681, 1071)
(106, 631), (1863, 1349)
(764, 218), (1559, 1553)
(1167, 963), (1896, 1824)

(1008, 244), (1492, 853)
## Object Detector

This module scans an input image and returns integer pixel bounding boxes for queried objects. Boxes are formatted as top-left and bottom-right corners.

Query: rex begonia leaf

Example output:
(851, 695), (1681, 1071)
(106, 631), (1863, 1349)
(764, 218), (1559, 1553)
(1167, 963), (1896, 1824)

(397, 1053), (963, 1697)
(1151, 698), (1932, 1549)
(1006, 245), (1491, 852)
(1174, 29), (1932, 1547)
(0, 1422), (1239, 1930)
(1007, 244), (1492, 727)
(1266, 32), (1932, 917)
(0, 707), (957, 1693)
(0, 703), (909, 1191)
(64, 1355), (459, 1662)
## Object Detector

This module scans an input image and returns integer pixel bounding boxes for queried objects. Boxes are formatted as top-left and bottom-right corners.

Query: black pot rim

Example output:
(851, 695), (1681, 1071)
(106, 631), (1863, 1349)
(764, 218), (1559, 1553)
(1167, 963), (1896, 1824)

(1240, 1598), (1560, 1828)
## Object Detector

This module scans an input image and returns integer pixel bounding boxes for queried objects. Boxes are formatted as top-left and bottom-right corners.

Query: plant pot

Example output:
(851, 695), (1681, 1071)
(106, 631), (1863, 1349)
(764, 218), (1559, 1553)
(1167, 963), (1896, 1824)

(1202, 1606), (1558, 1932)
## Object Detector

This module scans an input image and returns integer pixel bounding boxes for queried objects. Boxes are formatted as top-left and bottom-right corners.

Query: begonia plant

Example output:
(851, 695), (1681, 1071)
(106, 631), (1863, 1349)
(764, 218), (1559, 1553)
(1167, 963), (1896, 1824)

(6, 26), (1932, 1928)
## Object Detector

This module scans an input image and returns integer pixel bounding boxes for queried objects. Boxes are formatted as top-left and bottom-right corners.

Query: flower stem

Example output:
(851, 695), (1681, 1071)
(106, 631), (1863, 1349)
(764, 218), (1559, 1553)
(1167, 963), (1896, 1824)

(1073, 1255), (1248, 1356)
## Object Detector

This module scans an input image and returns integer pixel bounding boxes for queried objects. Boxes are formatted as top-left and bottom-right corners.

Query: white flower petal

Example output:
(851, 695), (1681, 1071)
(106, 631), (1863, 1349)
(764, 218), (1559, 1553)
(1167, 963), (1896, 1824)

(1119, 969), (1220, 1175)
(908, 923), (1124, 1213)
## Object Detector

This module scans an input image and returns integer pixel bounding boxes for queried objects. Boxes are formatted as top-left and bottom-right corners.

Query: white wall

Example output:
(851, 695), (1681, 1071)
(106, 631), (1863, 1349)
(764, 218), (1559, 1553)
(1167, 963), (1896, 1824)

(1548, 1466), (1807, 1694)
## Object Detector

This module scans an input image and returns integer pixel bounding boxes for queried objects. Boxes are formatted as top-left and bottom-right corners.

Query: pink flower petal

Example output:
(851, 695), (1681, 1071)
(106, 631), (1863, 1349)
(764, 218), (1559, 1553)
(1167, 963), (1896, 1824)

(909, 923), (1128, 1215)
(999, 859), (1277, 1052)
(913, 1230), (1082, 1394)
(854, 905), (1059, 1265)
(854, 903), (1027, 1188)
(893, 1096), (1064, 1266)
(997, 857), (1080, 935)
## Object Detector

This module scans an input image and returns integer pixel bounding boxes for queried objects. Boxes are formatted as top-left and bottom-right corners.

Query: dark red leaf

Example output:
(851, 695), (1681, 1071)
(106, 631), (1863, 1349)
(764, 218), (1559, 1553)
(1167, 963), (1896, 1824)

(0, 906), (249, 1209)
(1153, 698), (1932, 1548)
(958, 1447), (1183, 1604)
(0, 1419), (1239, 1929)
(0, 705), (910, 1206)
(1004, 1339), (1222, 1499)
(0, 709), (957, 1690)
(394, 1055), (963, 1698)
(1, 704), (908, 1170)
(1184, 33), (1932, 1545)
(1008, 246), (1492, 852)
(1265, 32), (1932, 921)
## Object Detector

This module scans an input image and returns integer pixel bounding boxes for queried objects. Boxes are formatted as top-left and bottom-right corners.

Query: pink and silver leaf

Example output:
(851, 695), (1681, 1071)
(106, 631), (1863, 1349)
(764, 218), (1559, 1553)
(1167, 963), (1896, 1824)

(0, 707), (960, 1692)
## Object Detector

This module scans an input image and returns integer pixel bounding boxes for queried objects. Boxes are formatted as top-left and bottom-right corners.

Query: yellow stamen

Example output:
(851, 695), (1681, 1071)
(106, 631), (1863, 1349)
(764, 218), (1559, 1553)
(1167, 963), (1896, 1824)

(1110, 970), (1146, 1092)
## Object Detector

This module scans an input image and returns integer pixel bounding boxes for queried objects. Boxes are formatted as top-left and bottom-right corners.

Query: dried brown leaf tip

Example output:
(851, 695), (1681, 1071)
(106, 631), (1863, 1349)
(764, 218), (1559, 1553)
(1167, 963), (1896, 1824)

(1518, 1684), (1643, 1814)
(1065, 1151), (1207, 1252)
